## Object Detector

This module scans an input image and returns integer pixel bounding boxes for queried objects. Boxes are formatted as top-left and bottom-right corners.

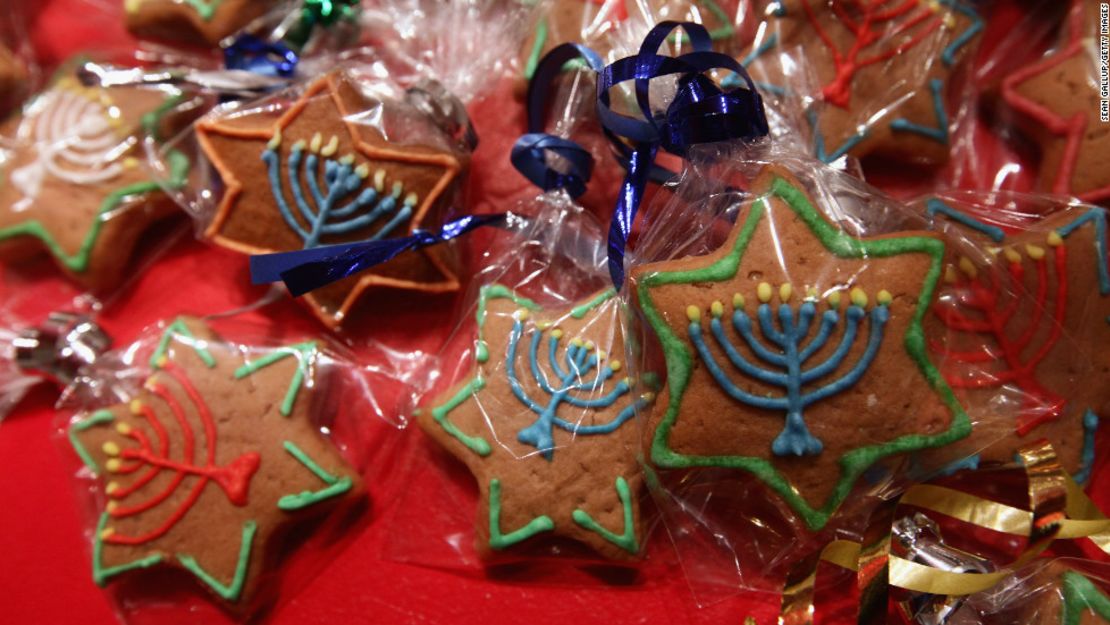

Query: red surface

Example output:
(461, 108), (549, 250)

(0, 2), (1104, 624)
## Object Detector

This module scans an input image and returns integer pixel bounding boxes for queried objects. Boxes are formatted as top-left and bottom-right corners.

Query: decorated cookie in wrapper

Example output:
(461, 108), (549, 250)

(742, 0), (983, 168)
(124, 0), (281, 46)
(921, 193), (1109, 484)
(0, 60), (201, 293)
(192, 68), (469, 328)
(59, 315), (401, 616)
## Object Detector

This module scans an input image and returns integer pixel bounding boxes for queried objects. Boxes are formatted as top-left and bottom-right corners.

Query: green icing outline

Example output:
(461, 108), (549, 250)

(0, 89), (190, 274)
(150, 318), (216, 369)
(92, 511), (163, 586)
(176, 519), (256, 602)
(637, 175), (970, 530)
(488, 478), (554, 550)
(276, 440), (353, 511)
(233, 341), (318, 416)
(571, 475), (638, 554)
(68, 410), (115, 475)
(1063, 571), (1110, 625)
(430, 377), (492, 456)
(182, 0), (224, 21)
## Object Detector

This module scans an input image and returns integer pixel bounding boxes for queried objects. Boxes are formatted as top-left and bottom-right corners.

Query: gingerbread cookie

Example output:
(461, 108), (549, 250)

(0, 43), (27, 115)
(631, 166), (969, 530)
(417, 286), (654, 559)
(746, 0), (982, 166)
(924, 200), (1109, 482)
(67, 317), (362, 607)
(0, 65), (191, 292)
(195, 71), (464, 328)
(1001, 1), (1109, 204)
(1021, 564), (1110, 625)
(124, 0), (277, 47)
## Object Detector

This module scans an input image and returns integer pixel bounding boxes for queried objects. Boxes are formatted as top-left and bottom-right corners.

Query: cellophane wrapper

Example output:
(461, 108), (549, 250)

(620, 141), (1102, 605)
(386, 190), (661, 574)
(53, 311), (415, 623)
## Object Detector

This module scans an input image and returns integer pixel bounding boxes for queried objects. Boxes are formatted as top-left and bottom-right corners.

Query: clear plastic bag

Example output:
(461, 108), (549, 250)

(621, 143), (1074, 603)
(55, 312), (412, 622)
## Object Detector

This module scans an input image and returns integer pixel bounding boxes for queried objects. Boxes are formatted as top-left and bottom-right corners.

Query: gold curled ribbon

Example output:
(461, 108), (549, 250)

(779, 441), (1110, 622)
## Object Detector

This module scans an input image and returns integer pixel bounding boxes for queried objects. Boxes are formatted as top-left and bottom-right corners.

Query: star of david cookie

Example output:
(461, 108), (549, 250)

(124, 0), (278, 47)
(745, 0), (982, 166)
(67, 317), (363, 607)
(0, 64), (191, 292)
(631, 166), (969, 530)
(923, 200), (1109, 482)
(417, 286), (654, 560)
(1001, 0), (1109, 204)
(195, 70), (464, 328)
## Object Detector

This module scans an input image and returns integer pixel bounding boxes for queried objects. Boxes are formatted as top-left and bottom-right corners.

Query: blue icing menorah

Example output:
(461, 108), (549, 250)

(504, 309), (650, 460)
(262, 130), (417, 249)
(687, 283), (891, 457)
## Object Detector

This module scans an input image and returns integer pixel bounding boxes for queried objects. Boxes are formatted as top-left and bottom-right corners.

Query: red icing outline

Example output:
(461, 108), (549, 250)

(1001, 0), (1110, 203)
(802, 0), (943, 108)
(105, 362), (260, 546)
(930, 245), (1068, 438)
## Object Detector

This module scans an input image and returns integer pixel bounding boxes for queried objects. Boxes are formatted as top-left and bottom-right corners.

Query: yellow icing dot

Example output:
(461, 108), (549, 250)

(129, 399), (144, 415)
(877, 290), (893, 306)
(535, 321), (552, 330)
(732, 293), (745, 309)
(596, 350), (607, 360)
(155, 355), (169, 369)
(1025, 244), (1046, 260)
(266, 130), (282, 150)
(102, 441), (120, 457)
(1047, 231), (1063, 247)
(339, 154), (355, 166)
(757, 282), (772, 303)
(585, 340), (596, 351)
(321, 135), (339, 157)
(806, 286), (819, 301)
(609, 360), (622, 372)
(686, 305), (702, 322)
(710, 301), (724, 318)
(571, 338), (585, 348)
(115, 422), (131, 435)
(1003, 247), (1022, 263)
(551, 328), (563, 339)
(105, 458), (122, 473)
(827, 291), (841, 308)
(106, 482), (119, 495)
(850, 288), (868, 308)
(310, 132), (323, 153)
(958, 256), (978, 279)
(355, 163), (370, 179)
(513, 308), (530, 321)
(122, 157), (139, 170)
(404, 192), (419, 207)
(291, 139), (306, 152)
(373, 169), (386, 191)
(779, 283), (793, 303)
(99, 528), (115, 540)
(106, 501), (118, 513)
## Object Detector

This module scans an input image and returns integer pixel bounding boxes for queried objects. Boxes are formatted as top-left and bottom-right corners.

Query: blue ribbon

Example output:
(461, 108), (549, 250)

(510, 43), (603, 198)
(250, 214), (510, 296)
(598, 21), (769, 289)
(224, 35), (299, 78)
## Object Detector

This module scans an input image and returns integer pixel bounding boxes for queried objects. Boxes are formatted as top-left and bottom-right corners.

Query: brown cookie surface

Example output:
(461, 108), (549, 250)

(1001, 1), (1109, 204)
(632, 166), (969, 530)
(0, 43), (27, 115)
(124, 0), (277, 47)
(196, 70), (464, 328)
(67, 317), (363, 607)
(1018, 562), (1110, 625)
(417, 286), (653, 560)
(746, 0), (982, 167)
(924, 201), (1109, 481)
(0, 67), (189, 292)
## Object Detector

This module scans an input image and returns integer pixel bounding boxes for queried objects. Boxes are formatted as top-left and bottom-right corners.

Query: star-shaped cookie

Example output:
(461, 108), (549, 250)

(124, 0), (277, 46)
(0, 66), (189, 293)
(67, 317), (363, 607)
(417, 286), (654, 560)
(924, 200), (1109, 482)
(195, 71), (464, 328)
(1001, 0), (1109, 204)
(746, 0), (982, 166)
(631, 166), (969, 530)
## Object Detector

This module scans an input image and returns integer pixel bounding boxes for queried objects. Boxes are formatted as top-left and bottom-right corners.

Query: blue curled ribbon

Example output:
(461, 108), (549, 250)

(249, 214), (510, 296)
(224, 34), (299, 78)
(509, 43), (603, 198)
(597, 21), (769, 289)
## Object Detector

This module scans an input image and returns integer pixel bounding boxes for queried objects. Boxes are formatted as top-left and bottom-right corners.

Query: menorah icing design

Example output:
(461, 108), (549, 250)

(633, 166), (969, 530)
(195, 71), (463, 327)
(687, 283), (890, 457)
(418, 286), (652, 558)
(926, 201), (1109, 482)
(750, 0), (982, 164)
(263, 130), (417, 250)
(68, 318), (361, 603)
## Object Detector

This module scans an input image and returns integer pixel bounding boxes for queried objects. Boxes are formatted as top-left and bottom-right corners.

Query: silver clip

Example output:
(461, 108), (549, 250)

(894, 513), (995, 625)
(13, 312), (111, 386)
